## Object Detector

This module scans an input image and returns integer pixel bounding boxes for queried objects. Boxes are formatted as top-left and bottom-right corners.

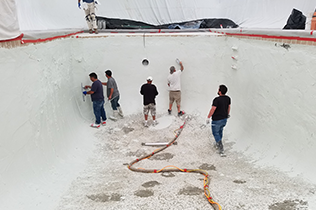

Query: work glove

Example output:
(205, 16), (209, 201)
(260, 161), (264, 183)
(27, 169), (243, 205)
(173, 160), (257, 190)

(206, 118), (210, 124)
(83, 91), (87, 95)
(78, 2), (81, 9)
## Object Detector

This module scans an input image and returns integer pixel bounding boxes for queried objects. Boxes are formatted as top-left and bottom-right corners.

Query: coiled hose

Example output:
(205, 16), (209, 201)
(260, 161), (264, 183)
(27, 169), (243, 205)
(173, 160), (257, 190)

(127, 117), (222, 210)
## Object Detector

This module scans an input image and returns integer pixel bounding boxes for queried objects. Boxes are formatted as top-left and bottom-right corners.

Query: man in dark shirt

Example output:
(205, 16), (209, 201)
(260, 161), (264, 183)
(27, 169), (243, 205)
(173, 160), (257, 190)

(206, 84), (231, 156)
(140, 76), (159, 127)
(83, 72), (107, 128)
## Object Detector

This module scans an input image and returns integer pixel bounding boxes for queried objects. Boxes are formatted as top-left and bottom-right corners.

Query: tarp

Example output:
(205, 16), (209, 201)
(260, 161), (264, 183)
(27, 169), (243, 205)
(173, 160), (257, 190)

(14, 0), (316, 30)
(97, 17), (238, 29)
(96, 0), (316, 28)
(0, 0), (20, 41)
(1, 0), (316, 40)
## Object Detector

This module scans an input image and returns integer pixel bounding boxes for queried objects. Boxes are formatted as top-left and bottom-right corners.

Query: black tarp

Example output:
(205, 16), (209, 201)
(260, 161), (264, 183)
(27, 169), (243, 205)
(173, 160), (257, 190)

(283, 8), (306, 30)
(96, 17), (238, 30)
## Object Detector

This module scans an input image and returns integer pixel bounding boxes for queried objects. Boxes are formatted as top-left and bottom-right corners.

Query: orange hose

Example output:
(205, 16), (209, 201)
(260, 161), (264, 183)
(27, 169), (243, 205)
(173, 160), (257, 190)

(127, 119), (222, 210)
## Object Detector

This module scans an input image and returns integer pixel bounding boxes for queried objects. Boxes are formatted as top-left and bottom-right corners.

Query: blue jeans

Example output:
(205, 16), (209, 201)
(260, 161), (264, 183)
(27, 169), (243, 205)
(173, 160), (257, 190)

(211, 118), (227, 143)
(110, 95), (120, 110)
(93, 100), (107, 124)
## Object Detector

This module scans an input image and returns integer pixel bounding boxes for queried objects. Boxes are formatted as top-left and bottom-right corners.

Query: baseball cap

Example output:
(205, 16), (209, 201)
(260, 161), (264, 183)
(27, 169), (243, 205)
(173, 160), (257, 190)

(147, 76), (153, 81)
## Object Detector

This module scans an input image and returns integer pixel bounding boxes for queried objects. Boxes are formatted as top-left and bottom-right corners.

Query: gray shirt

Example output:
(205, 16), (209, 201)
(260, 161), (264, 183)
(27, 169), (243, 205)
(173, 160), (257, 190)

(107, 77), (119, 99)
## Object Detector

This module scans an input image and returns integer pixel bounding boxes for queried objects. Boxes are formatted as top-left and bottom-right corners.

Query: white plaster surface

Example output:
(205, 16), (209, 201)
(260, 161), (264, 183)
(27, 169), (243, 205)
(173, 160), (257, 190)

(148, 115), (175, 130)
(1, 32), (316, 209)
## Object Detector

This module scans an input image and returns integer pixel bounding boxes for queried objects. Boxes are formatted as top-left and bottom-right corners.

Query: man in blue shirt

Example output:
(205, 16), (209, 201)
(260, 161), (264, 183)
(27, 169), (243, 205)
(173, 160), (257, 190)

(78, 0), (98, 34)
(84, 72), (107, 128)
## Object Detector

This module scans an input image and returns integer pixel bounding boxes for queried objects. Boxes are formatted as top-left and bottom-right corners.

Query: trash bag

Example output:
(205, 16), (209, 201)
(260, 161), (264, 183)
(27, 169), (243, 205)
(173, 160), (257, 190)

(283, 8), (306, 30)
(96, 17), (238, 30)
(158, 18), (238, 29)
(199, 18), (239, 29)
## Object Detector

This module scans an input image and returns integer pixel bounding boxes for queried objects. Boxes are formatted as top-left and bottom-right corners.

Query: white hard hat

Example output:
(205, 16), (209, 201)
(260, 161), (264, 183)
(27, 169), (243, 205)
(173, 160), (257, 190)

(147, 76), (153, 81)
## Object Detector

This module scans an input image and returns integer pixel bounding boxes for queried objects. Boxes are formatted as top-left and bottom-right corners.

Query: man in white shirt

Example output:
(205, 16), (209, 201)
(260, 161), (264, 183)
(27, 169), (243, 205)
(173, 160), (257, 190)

(167, 61), (184, 116)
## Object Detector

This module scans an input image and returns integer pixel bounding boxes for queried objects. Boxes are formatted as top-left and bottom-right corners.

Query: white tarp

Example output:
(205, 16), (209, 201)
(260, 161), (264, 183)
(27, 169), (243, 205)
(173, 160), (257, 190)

(1, 0), (315, 40)
(14, 0), (86, 31)
(98, 0), (316, 28)
(14, 0), (316, 31)
(0, 0), (20, 41)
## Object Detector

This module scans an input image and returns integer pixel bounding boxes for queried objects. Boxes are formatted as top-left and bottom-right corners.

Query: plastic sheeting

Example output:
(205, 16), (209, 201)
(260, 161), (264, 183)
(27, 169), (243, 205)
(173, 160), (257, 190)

(1, 0), (316, 40)
(85, 0), (316, 28)
(97, 17), (238, 29)
(14, 0), (85, 31)
(0, 0), (20, 41)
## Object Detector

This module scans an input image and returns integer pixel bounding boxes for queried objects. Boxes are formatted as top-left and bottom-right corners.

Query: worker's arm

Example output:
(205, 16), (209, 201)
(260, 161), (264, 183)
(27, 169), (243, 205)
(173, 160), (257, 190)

(83, 90), (94, 95)
(227, 105), (231, 115)
(86, 91), (94, 95)
(102, 82), (107, 86)
(108, 88), (114, 99)
(206, 106), (216, 124)
(83, 85), (93, 95)
(207, 106), (217, 119)
(180, 62), (184, 71)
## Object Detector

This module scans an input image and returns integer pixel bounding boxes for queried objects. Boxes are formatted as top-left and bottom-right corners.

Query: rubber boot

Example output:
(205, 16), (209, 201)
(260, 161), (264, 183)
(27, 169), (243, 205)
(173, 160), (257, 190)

(109, 110), (118, 121)
(118, 106), (124, 117)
